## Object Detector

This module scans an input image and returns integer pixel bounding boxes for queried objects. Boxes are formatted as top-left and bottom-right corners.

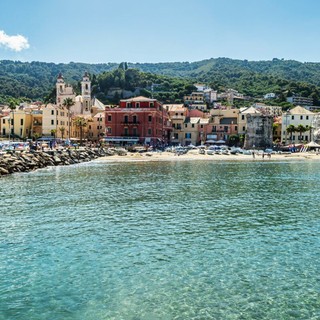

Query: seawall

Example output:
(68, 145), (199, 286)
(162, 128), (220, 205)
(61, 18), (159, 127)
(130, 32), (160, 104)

(0, 148), (124, 176)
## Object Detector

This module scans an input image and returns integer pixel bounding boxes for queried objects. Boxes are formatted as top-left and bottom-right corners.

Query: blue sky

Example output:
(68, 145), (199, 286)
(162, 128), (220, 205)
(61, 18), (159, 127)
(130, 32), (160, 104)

(1, 0), (319, 64)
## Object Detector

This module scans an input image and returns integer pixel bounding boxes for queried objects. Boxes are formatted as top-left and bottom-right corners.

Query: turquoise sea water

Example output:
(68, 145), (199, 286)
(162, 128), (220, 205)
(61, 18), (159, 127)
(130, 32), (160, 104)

(1, 159), (320, 319)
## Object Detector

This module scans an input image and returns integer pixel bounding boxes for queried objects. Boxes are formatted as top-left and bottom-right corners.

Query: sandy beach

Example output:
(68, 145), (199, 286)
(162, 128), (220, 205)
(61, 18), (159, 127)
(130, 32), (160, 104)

(97, 150), (320, 162)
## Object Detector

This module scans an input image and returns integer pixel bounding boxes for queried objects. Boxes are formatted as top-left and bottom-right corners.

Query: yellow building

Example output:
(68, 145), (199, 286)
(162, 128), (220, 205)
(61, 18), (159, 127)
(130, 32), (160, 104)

(1, 109), (32, 139)
(164, 104), (188, 145)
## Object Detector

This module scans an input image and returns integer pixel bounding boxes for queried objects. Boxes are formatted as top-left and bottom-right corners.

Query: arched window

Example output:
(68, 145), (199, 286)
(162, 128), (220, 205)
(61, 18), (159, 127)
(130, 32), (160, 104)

(124, 115), (129, 123)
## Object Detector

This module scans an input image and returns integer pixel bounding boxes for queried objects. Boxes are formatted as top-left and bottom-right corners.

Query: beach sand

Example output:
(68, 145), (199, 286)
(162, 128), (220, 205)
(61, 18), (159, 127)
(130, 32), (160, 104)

(96, 151), (320, 163)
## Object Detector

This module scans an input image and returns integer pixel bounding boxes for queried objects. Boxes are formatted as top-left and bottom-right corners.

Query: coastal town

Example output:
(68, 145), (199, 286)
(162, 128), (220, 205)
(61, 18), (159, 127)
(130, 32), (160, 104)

(1, 72), (320, 153)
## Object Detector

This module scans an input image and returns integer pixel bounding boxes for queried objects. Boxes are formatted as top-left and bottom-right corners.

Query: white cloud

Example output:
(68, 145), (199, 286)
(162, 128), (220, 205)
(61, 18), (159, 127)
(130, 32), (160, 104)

(0, 30), (30, 52)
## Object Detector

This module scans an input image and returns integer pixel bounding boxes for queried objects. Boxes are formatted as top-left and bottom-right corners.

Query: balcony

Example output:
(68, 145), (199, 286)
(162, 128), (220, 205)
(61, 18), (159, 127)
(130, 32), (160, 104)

(121, 121), (140, 125)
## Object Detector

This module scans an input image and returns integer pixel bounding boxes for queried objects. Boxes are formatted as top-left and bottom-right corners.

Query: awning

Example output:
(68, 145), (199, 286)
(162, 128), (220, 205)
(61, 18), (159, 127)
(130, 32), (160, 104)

(104, 137), (139, 142)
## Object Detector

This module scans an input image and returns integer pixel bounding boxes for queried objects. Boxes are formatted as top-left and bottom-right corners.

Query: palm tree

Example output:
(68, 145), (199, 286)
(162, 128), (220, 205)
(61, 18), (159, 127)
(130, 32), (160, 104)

(296, 124), (306, 142)
(50, 129), (57, 138)
(59, 127), (66, 140)
(73, 116), (87, 146)
(63, 98), (75, 140)
(286, 124), (296, 144)
(305, 125), (313, 142)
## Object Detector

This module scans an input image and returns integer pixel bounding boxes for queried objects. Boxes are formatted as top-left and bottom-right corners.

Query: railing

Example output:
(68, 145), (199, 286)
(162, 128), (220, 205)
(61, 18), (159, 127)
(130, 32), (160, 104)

(121, 121), (140, 125)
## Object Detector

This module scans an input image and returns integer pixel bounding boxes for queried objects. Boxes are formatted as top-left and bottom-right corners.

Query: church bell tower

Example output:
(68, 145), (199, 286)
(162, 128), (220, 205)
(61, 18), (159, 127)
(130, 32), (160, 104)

(81, 72), (91, 112)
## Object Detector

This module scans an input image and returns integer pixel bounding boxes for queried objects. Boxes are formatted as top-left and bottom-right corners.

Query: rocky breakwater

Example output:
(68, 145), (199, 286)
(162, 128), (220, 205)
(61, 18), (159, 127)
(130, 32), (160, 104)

(0, 147), (125, 176)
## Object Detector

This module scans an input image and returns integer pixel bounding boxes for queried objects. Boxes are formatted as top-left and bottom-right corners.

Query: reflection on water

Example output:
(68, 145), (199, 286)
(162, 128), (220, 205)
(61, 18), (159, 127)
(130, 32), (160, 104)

(1, 160), (320, 319)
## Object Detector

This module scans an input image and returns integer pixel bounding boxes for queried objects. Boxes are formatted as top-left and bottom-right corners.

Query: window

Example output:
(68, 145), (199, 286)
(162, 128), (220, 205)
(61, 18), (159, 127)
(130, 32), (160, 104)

(148, 128), (152, 135)
(133, 115), (137, 123)
(108, 115), (112, 122)
(224, 126), (228, 132)
(235, 126), (238, 131)
(185, 133), (191, 139)
(150, 103), (154, 108)
(200, 125), (203, 129)
(20, 128), (23, 136)
(185, 124), (188, 128)
(2, 119), (5, 124)
(148, 115), (152, 122)
(126, 102), (130, 108)
(136, 103), (140, 108)
(20, 119), (23, 125)
(241, 115), (245, 120)
(51, 110), (54, 115)
(133, 127), (138, 136)
(124, 127), (128, 136)
(124, 115), (128, 123)
(89, 125), (91, 130)
(107, 127), (111, 134)
(243, 126), (245, 131)
(300, 115), (303, 120)
(306, 116), (309, 120)
(192, 124), (195, 128)
(51, 120), (54, 125)
(292, 116), (294, 120)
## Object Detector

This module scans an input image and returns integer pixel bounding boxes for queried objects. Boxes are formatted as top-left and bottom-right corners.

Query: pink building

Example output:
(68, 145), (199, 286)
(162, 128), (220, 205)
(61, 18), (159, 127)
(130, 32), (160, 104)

(105, 96), (172, 146)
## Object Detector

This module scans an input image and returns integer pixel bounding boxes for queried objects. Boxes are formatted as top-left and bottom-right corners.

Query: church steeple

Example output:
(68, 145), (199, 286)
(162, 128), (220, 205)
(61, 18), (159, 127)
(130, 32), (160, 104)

(81, 71), (91, 111)
(55, 73), (75, 106)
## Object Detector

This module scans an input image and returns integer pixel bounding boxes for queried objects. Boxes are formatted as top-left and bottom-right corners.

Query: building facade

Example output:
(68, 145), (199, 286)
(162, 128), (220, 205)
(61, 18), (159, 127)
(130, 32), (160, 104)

(105, 96), (172, 146)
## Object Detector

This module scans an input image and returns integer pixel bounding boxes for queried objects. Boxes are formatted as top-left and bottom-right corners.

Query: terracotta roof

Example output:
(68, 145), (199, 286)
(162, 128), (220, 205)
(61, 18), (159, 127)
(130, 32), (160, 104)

(165, 104), (186, 112)
(241, 106), (261, 114)
(121, 96), (157, 102)
(289, 106), (314, 115)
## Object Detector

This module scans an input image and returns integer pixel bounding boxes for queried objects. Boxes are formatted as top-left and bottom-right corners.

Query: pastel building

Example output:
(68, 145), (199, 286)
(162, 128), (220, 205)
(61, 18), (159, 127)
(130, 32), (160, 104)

(281, 106), (315, 144)
(105, 96), (172, 146)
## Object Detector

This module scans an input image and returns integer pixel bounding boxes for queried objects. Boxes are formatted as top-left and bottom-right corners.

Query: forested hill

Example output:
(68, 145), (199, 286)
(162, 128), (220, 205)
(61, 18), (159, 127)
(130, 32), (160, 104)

(134, 58), (320, 86)
(1, 58), (320, 105)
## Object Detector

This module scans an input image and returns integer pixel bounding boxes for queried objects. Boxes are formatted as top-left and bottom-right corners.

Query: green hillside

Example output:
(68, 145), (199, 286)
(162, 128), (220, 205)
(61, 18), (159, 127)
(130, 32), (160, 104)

(1, 58), (320, 105)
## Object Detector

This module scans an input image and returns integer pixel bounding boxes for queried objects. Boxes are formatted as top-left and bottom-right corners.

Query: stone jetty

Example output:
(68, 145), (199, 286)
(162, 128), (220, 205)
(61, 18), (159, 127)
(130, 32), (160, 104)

(0, 147), (127, 176)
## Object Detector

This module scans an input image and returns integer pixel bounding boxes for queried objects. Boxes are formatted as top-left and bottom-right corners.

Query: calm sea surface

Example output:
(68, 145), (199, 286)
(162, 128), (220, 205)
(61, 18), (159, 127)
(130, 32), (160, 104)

(1, 159), (320, 320)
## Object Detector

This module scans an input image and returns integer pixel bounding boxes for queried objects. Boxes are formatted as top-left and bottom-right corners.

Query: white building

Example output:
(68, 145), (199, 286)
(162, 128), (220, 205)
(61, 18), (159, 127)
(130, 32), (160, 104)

(264, 93), (276, 99)
(281, 106), (315, 144)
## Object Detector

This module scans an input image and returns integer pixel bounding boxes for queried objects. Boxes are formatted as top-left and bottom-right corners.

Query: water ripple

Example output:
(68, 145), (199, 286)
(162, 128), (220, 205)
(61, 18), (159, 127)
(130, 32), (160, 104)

(1, 161), (320, 319)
